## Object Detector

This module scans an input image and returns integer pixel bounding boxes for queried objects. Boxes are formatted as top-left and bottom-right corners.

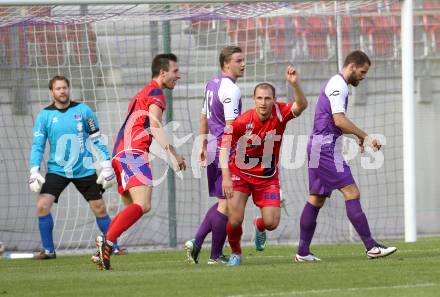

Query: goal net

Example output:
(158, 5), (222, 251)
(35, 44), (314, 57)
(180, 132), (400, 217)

(0, 0), (431, 253)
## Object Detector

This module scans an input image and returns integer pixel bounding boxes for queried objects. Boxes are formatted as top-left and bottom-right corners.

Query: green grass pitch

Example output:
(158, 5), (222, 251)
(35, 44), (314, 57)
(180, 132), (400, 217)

(1, 237), (439, 297)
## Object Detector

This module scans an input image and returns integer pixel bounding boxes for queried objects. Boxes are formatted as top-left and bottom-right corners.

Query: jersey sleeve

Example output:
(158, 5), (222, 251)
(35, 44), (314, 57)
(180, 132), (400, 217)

(83, 104), (111, 161)
(277, 102), (296, 123)
(145, 88), (166, 112)
(30, 111), (48, 169)
(220, 82), (241, 121)
(220, 116), (244, 149)
(325, 76), (349, 114)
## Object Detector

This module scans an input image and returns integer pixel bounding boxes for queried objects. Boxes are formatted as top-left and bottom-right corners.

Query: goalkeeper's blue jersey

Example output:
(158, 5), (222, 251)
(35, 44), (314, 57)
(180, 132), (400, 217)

(30, 101), (111, 178)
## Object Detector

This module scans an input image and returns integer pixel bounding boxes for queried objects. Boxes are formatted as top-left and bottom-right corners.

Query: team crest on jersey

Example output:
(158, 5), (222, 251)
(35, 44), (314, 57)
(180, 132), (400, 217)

(245, 123), (253, 135)
(74, 114), (82, 120)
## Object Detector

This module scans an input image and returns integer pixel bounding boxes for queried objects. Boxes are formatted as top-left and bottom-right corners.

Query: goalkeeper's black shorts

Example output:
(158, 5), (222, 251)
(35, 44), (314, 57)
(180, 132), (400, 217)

(40, 173), (103, 203)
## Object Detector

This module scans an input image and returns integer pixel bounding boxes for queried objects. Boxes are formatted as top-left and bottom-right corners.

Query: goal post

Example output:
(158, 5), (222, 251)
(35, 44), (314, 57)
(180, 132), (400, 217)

(0, 0), (423, 254)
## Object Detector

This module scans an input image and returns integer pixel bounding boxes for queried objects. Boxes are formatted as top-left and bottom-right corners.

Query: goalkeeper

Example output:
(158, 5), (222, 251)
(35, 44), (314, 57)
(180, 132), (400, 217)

(29, 75), (120, 259)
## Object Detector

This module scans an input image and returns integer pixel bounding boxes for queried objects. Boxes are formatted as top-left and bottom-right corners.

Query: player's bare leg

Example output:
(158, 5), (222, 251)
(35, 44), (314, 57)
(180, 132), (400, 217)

(340, 183), (397, 258)
(226, 191), (248, 266)
(295, 195), (325, 262)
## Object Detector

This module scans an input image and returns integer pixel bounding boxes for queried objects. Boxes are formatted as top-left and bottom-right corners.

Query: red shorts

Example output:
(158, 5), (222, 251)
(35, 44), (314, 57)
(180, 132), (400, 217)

(112, 151), (153, 194)
(230, 169), (281, 208)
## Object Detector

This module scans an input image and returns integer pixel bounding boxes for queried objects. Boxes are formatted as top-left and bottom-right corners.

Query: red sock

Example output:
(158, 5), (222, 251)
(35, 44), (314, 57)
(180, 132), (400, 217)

(108, 212), (121, 230)
(106, 204), (143, 243)
(226, 223), (242, 254)
(255, 217), (266, 232)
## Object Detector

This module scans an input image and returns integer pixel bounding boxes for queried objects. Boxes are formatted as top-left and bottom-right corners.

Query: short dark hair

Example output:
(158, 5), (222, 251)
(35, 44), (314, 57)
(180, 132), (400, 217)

(49, 75), (70, 90)
(253, 82), (276, 98)
(343, 50), (371, 68)
(219, 46), (242, 69)
(151, 53), (178, 78)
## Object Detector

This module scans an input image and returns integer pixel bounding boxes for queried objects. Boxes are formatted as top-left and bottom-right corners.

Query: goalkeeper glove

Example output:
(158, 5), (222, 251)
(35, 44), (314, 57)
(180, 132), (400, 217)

(29, 167), (45, 193)
(96, 160), (116, 190)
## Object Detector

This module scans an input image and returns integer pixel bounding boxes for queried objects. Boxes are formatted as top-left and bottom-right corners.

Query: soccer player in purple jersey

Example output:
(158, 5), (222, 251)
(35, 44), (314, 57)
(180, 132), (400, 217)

(185, 46), (245, 264)
(295, 50), (397, 262)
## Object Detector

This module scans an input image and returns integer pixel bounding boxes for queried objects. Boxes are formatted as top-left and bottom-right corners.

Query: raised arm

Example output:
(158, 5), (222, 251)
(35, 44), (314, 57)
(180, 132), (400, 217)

(286, 64), (308, 116)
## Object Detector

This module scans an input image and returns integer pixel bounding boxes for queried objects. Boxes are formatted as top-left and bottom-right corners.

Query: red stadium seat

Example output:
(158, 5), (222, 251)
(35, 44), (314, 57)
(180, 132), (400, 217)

(340, 16), (354, 56)
(27, 25), (65, 66)
(259, 17), (286, 58)
(66, 24), (98, 65)
(226, 19), (261, 59)
(0, 5), (98, 67)
(0, 27), (11, 65)
(189, 20), (212, 31)
(422, 0), (440, 53)
(294, 15), (334, 59)
(358, 1), (399, 58)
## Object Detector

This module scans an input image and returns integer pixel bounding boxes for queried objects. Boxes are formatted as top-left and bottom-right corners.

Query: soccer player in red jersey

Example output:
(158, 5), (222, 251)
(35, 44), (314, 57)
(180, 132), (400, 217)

(219, 65), (308, 266)
(95, 53), (186, 270)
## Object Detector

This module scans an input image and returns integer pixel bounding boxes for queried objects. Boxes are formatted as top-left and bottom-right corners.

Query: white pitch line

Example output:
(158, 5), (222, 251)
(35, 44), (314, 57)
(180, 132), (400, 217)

(227, 283), (439, 297)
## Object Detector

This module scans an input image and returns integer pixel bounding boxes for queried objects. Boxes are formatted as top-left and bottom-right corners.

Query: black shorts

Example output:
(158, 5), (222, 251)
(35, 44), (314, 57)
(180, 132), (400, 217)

(40, 173), (103, 203)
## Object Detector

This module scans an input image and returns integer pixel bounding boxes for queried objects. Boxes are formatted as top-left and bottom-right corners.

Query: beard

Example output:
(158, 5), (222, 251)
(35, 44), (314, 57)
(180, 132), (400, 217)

(348, 74), (360, 86)
(54, 95), (70, 103)
(164, 82), (175, 90)
(350, 80), (360, 87)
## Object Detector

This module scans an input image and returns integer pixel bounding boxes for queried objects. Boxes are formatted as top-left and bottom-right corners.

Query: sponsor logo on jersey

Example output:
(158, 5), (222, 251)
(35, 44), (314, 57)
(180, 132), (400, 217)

(76, 122), (83, 132)
(329, 90), (340, 97)
(87, 117), (97, 133)
(223, 98), (231, 104)
(34, 131), (44, 137)
(263, 192), (280, 200)
(231, 174), (240, 181)
(52, 117), (58, 123)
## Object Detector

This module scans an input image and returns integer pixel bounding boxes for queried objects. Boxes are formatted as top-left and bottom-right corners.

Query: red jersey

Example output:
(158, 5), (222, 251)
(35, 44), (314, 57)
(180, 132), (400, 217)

(113, 80), (166, 156)
(221, 101), (295, 178)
